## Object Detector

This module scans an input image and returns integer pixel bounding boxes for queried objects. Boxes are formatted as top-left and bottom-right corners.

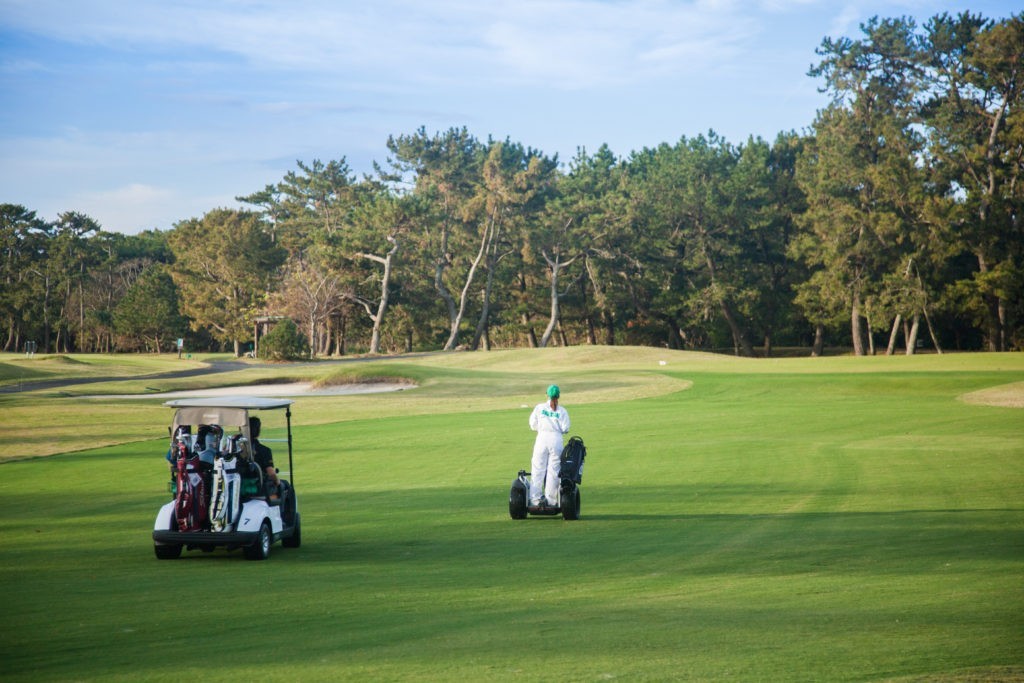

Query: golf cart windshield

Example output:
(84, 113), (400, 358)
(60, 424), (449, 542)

(165, 397), (293, 440)
(165, 396), (294, 478)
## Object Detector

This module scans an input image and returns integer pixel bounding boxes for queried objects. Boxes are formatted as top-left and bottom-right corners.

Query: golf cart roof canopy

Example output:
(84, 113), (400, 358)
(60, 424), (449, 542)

(166, 397), (294, 434)
(164, 397), (294, 410)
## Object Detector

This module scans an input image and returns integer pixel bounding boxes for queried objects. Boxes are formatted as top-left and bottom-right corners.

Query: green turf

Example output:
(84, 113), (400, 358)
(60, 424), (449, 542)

(0, 352), (211, 385)
(0, 349), (1021, 681)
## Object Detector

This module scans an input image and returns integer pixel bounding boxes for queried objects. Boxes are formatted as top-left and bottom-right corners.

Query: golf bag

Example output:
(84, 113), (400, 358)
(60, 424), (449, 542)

(174, 448), (209, 532)
(208, 454), (241, 533)
(559, 436), (586, 485)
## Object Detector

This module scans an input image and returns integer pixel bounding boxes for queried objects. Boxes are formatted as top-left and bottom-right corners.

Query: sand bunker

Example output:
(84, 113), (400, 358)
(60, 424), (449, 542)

(959, 381), (1024, 408)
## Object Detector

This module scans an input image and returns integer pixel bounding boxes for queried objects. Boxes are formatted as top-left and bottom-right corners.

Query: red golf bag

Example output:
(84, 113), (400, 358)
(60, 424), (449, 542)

(173, 443), (209, 532)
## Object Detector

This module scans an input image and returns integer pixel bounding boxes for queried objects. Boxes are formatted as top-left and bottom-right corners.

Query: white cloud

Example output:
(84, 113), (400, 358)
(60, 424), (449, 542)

(472, 0), (760, 87)
(81, 183), (172, 204)
(72, 183), (177, 231)
(757, 0), (821, 11)
(2, 0), (764, 89)
(829, 4), (865, 37)
(49, 181), (241, 234)
(0, 128), (252, 233)
(10, 0), (1010, 235)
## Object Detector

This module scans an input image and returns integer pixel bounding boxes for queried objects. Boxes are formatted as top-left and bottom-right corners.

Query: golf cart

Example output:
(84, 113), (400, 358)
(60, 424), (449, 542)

(152, 397), (300, 560)
(509, 436), (587, 521)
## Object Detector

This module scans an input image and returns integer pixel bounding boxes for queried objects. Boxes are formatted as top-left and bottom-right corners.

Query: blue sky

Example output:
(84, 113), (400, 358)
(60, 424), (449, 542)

(1, 0), (1018, 234)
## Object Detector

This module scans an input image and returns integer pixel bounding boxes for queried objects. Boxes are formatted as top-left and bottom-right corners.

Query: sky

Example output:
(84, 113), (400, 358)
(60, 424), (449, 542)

(1, 0), (1019, 235)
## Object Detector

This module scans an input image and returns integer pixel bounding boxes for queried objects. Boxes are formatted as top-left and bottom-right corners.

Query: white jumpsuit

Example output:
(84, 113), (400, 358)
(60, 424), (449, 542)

(528, 400), (570, 505)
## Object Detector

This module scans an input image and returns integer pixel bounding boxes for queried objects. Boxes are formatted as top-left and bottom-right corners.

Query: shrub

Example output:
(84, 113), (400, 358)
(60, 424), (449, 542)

(257, 318), (308, 361)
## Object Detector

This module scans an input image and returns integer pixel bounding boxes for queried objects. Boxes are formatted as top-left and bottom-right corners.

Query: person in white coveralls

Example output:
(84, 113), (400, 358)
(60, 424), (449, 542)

(528, 384), (570, 507)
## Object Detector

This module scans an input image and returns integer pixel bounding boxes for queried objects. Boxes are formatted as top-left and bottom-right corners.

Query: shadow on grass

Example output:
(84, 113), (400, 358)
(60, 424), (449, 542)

(248, 489), (1024, 573)
(580, 509), (1024, 521)
(3, 482), (1021, 574)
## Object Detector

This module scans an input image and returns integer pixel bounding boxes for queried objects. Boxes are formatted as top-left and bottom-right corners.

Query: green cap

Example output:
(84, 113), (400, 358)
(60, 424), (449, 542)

(547, 384), (560, 399)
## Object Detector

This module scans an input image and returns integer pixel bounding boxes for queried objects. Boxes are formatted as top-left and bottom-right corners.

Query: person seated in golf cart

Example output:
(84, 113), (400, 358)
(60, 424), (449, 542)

(249, 416), (282, 499)
(222, 432), (264, 490)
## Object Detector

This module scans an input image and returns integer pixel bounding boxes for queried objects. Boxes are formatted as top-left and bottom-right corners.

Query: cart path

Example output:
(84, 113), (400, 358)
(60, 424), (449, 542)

(0, 353), (437, 395)
(0, 359), (251, 394)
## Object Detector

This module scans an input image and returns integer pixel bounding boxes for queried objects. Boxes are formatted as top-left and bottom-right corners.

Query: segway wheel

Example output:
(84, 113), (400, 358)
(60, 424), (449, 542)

(562, 485), (581, 521)
(509, 484), (527, 520)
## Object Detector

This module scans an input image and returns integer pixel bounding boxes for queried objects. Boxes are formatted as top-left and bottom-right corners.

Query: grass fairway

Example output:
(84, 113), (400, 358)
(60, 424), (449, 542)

(0, 348), (1022, 681)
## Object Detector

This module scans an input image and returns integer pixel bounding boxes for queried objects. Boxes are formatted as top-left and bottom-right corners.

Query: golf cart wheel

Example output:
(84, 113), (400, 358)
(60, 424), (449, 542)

(154, 543), (182, 560)
(244, 520), (272, 560)
(562, 486), (581, 521)
(283, 512), (301, 548)
(509, 485), (527, 520)
(282, 487), (297, 524)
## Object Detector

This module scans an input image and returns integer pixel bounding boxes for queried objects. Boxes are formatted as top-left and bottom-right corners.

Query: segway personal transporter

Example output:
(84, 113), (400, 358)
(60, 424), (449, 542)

(509, 436), (587, 520)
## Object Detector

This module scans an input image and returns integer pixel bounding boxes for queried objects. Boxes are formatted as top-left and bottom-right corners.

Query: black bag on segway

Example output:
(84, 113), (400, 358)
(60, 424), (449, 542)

(559, 436), (586, 485)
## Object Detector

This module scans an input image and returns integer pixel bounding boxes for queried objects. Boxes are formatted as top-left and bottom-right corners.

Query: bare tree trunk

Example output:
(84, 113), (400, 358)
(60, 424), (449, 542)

(905, 313), (920, 355)
(334, 313), (347, 356)
(976, 254), (1001, 351)
(865, 309), (875, 356)
(433, 212), (459, 348)
(888, 257), (914, 356)
(923, 306), (942, 354)
(974, 89), (1010, 351)
(584, 256), (609, 345)
(539, 249), (580, 348)
(345, 238), (400, 355)
(444, 208), (496, 350)
(851, 292), (866, 356)
(557, 319), (569, 347)
(671, 320), (686, 349)
(538, 263), (560, 348)
(54, 318), (64, 354)
(41, 272), (52, 353)
(515, 270), (538, 348)
(655, 313), (684, 349)
(886, 314), (902, 356)
(320, 326), (331, 357)
(812, 323), (824, 357)
(998, 299), (1007, 351)
(912, 265), (943, 355)
(698, 228), (753, 357)
(471, 218), (505, 351)
(367, 238), (399, 355)
(524, 318), (538, 348)
(719, 299), (754, 357)
(78, 267), (85, 352)
(471, 277), (493, 351)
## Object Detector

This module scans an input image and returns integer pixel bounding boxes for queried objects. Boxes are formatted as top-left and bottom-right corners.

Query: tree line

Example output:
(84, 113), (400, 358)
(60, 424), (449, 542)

(2, 12), (1021, 357)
